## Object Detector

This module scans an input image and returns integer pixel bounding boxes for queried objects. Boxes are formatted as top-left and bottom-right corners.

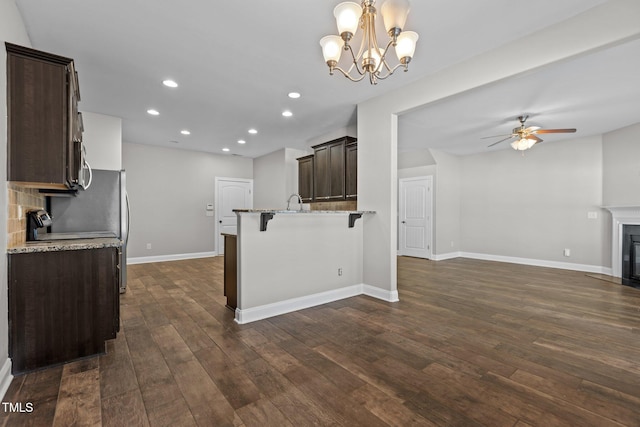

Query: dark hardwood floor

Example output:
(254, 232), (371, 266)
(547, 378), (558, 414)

(2, 256), (640, 426)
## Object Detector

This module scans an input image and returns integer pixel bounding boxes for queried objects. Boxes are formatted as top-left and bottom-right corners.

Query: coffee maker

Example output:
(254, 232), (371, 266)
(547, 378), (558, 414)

(26, 209), (52, 241)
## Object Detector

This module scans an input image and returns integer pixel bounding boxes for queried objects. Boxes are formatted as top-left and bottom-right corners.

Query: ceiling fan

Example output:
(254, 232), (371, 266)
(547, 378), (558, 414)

(483, 115), (577, 151)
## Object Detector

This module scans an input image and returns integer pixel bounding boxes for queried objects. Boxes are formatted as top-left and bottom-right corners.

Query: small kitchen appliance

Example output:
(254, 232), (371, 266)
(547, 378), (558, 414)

(26, 209), (53, 241)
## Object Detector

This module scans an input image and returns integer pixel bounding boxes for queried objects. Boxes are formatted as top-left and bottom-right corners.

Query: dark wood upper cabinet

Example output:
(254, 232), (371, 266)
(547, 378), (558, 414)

(345, 141), (358, 200)
(300, 137), (357, 202)
(297, 154), (314, 202)
(6, 42), (81, 189)
(312, 136), (356, 201)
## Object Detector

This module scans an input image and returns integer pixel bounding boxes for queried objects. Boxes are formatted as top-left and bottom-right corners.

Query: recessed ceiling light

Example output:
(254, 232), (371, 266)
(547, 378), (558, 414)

(288, 92), (301, 99)
(222, 147), (230, 152)
(282, 110), (293, 117)
(147, 109), (159, 116)
(248, 128), (258, 134)
(180, 130), (191, 135)
(237, 139), (246, 144)
(162, 79), (178, 88)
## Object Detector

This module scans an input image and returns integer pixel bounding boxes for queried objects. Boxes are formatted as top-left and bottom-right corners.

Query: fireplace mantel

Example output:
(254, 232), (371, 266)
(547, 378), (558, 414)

(603, 206), (640, 277)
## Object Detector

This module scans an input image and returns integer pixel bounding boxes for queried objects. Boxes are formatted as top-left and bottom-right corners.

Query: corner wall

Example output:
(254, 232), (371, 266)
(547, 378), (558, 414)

(253, 148), (309, 210)
(122, 142), (253, 260)
(358, 1), (640, 295)
(460, 136), (608, 269)
(603, 122), (640, 206)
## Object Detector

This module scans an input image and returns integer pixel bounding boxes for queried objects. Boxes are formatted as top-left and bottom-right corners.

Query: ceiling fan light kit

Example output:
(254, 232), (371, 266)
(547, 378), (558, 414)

(320, 0), (419, 85)
(484, 115), (576, 151)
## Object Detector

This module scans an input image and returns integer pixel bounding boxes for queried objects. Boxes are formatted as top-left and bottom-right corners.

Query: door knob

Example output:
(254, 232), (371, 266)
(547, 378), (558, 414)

(401, 221), (406, 224)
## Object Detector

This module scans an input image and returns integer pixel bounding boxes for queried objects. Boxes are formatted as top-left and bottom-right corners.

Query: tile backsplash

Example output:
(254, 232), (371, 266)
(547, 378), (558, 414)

(310, 200), (357, 211)
(7, 184), (45, 248)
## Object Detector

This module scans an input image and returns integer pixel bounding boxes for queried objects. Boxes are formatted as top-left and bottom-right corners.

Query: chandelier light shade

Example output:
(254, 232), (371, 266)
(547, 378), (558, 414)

(320, 0), (419, 84)
(511, 137), (537, 151)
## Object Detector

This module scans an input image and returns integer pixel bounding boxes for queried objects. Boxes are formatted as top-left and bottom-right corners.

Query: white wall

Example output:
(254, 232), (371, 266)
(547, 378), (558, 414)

(307, 125), (357, 146)
(82, 111), (122, 171)
(430, 151), (461, 257)
(123, 142), (253, 260)
(285, 148), (309, 201)
(1, 0), (31, 398)
(253, 149), (285, 209)
(460, 136), (607, 268)
(236, 212), (365, 323)
(603, 122), (640, 206)
(253, 148), (310, 210)
(358, 1), (640, 294)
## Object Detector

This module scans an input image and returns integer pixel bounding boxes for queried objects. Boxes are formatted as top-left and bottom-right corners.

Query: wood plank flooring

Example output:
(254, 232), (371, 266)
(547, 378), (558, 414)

(1, 256), (639, 426)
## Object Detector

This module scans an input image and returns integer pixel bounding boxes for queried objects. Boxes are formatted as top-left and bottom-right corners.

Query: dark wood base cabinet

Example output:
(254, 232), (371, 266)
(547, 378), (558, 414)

(8, 248), (119, 374)
(223, 234), (237, 310)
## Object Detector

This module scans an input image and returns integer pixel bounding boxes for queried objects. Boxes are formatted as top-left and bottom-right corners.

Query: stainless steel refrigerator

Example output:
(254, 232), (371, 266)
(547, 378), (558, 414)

(49, 169), (129, 292)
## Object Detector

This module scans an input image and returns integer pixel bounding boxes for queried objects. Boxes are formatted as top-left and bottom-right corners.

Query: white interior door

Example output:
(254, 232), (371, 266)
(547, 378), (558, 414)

(216, 177), (253, 255)
(399, 176), (432, 259)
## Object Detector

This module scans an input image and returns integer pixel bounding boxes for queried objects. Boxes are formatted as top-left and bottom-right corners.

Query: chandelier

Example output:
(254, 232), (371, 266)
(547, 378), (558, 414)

(320, 0), (419, 85)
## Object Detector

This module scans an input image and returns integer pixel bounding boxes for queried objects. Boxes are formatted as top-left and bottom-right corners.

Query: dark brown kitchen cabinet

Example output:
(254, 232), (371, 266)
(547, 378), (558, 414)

(345, 141), (358, 200)
(8, 247), (119, 373)
(312, 136), (356, 200)
(6, 42), (82, 190)
(223, 234), (237, 310)
(297, 154), (314, 202)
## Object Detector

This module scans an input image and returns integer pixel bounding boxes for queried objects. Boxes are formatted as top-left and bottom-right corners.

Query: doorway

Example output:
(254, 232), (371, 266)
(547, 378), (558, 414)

(398, 176), (433, 259)
(216, 177), (253, 255)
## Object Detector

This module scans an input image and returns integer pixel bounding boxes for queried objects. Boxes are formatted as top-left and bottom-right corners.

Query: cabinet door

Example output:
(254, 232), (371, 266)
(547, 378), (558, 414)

(9, 247), (118, 373)
(328, 141), (345, 199)
(7, 52), (68, 187)
(314, 146), (330, 200)
(345, 143), (357, 199)
(6, 43), (79, 190)
(297, 156), (314, 202)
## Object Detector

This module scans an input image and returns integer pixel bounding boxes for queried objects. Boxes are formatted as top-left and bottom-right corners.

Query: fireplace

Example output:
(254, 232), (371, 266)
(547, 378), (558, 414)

(622, 225), (640, 287)
(605, 206), (640, 286)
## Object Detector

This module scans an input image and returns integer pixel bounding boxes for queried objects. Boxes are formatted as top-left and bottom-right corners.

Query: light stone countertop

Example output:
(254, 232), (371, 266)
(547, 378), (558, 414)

(8, 237), (123, 254)
(233, 209), (375, 214)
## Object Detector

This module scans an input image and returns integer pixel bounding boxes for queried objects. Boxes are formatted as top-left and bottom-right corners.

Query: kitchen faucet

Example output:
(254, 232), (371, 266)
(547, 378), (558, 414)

(287, 193), (303, 211)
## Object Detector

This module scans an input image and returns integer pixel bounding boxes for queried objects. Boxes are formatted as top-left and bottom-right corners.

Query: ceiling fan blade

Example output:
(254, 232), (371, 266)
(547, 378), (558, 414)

(534, 128), (576, 134)
(487, 136), (514, 147)
(481, 133), (513, 139)
(523, 126), (540, 133)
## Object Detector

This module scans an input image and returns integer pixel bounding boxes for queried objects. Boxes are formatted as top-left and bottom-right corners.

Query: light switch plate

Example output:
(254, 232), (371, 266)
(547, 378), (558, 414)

(587, 211), (598, 219)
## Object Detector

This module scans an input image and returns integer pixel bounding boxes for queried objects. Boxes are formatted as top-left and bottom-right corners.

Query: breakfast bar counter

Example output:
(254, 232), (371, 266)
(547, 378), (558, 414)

(231, 209), (374, 324)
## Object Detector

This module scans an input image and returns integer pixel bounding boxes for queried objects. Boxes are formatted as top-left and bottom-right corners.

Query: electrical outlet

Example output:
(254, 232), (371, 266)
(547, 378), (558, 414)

(146, 243), (152, 250)
(338, 268), (343, 276)
(563, 248), (571, 257)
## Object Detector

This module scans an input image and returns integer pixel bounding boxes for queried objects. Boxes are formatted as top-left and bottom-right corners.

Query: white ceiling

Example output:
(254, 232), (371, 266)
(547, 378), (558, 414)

(15, 0), (638, 159)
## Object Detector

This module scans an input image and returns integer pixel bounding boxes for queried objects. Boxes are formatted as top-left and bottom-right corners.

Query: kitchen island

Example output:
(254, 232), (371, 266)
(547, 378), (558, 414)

(232, 209), (385, 324)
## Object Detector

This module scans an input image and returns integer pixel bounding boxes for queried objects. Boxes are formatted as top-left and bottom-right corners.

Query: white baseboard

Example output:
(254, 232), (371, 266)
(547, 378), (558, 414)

(0, 358), (13, 401)
(235, 283), (398, 324)
(127, 251), (217, 265)
(431, 251), (462, 261)
(362, 284), (399, 302)
(460, 251), (610, 274)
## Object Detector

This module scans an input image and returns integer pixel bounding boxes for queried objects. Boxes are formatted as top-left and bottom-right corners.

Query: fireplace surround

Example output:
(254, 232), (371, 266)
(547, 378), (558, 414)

(621, 225), (640, 287)
(604, 206), (640, 286)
